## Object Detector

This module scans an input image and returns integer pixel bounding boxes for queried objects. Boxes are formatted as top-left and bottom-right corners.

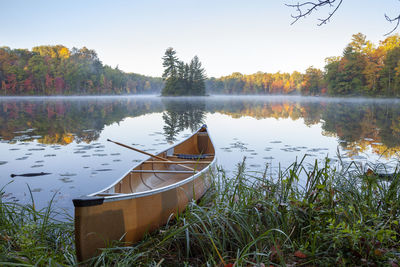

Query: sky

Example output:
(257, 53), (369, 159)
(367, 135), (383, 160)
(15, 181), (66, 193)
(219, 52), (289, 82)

(1, 0), (399, 77)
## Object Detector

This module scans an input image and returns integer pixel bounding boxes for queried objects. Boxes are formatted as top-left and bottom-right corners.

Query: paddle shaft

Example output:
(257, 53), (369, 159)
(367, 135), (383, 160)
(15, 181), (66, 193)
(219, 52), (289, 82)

(107, 139), (195, 171)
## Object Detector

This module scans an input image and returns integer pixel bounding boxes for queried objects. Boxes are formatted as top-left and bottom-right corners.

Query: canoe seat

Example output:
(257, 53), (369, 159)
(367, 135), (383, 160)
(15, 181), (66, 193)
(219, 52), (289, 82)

(175, 154), (213, 160)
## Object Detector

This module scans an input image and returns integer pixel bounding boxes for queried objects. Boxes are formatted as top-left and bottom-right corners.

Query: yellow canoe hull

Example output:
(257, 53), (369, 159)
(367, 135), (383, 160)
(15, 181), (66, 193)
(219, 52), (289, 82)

(73, 125), (216, 261)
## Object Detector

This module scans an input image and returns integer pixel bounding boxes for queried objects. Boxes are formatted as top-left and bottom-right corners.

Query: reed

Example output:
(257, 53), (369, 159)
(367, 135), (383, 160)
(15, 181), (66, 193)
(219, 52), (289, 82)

(1, 157), (399, 266)
(0, 185), (76, 266)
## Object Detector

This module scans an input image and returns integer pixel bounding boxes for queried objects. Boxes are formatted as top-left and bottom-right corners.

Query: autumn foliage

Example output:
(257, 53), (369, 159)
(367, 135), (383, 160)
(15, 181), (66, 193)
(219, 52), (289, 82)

(2, 33), (400, 96)
(206, 33), (400, 96)
(0, 45), (163, 95)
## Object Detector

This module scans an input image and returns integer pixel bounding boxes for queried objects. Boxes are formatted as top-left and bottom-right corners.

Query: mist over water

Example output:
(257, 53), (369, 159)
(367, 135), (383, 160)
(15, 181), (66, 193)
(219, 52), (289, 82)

(0, 95), (399, 214)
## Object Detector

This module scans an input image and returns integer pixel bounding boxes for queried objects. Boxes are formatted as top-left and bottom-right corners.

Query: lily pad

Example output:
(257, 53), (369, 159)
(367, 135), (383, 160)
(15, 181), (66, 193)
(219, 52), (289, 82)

(59, 173), (77, 177)
(31, 188), (42, 192)
(31, 165), (44, 168)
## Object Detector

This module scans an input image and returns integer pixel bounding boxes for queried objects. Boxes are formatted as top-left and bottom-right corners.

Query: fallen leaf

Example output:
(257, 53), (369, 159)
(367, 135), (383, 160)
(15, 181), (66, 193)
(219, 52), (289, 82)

(294, 250), (307, 259)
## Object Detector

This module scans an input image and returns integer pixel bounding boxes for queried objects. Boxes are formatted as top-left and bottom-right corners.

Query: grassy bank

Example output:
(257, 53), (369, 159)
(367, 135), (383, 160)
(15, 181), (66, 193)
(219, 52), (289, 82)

(0, 187), (75, 266)
(1, 158), (399, 266)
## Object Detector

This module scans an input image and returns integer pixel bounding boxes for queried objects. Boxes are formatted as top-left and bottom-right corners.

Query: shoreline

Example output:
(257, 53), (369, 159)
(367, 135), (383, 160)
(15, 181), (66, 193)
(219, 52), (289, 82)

(1, 159), (399, 266)
(0, 94), (399, 102)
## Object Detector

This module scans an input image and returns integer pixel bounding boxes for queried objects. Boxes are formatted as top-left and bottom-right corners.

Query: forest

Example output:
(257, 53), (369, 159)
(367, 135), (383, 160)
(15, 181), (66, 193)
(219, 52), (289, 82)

(0, 45), (163, 95)
(1, 33), (400, 96)
(206, 33), (400, 96)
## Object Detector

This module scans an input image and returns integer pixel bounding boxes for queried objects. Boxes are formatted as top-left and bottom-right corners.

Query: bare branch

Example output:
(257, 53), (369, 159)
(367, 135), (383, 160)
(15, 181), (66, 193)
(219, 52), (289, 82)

(287, 0), (400, 35)
(385, 13), (400, 36)
(286, 0), (343, 26)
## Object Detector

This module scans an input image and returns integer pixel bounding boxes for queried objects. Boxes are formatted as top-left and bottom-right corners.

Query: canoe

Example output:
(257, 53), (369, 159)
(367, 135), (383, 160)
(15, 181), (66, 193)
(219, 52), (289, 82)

(72, 125), (216, 261)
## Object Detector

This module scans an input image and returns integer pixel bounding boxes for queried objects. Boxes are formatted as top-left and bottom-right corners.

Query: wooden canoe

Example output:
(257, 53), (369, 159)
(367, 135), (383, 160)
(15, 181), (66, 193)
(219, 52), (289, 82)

(72, 125), (216, 261)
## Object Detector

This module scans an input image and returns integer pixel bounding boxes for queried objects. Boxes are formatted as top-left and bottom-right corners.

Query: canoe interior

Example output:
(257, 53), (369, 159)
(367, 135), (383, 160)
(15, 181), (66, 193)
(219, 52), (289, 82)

(74, 126), (216, 262)
(94, 128), (215, 196)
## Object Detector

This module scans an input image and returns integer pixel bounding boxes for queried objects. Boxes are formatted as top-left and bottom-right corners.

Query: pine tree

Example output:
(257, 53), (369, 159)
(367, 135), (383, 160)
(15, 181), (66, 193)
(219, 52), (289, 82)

(162, 48), (178, 79)
(190, 56), (206, 95)
(161, 48), (206, 96)
(161, 48), (179, 96)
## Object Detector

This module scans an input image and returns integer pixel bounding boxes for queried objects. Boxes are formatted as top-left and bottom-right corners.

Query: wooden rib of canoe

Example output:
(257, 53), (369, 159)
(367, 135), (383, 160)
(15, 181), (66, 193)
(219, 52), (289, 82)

(72, 125), (216, 261)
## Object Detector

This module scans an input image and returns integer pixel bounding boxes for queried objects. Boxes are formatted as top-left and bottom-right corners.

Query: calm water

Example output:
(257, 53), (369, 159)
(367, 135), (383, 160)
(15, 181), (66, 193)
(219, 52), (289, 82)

(0, 95), (399, 213)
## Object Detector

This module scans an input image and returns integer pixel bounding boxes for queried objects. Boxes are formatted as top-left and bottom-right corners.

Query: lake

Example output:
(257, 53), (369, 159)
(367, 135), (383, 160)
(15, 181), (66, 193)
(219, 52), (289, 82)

(0, 95), (399, 214)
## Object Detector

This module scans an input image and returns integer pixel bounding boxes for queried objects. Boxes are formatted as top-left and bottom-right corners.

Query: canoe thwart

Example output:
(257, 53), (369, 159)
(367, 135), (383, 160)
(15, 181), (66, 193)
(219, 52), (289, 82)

(73, 196), (105, 207)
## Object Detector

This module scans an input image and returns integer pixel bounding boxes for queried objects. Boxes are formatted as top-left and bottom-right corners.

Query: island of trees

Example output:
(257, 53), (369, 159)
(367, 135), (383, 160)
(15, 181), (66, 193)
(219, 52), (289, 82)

(0, 45), (163, 95)
(161, 47), (206, 96)
(1, 33), (400, 97)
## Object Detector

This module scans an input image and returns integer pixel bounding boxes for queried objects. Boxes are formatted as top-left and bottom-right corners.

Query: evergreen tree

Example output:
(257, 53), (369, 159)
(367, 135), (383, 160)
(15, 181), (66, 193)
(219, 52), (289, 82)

(162, 48), (178, 79)
(190, 56), (206, 95)
(161, 48), (206, 96)
(176, 61), (187, 95)
(161, 48), (179, 96)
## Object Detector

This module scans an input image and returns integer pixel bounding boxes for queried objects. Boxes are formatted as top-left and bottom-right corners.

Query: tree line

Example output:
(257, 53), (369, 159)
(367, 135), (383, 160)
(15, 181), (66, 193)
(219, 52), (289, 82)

(0, 45), (163, 95)
(161, 48), (206, 96)
(206, 33), (400, 97)
(2, 34), (400, 97)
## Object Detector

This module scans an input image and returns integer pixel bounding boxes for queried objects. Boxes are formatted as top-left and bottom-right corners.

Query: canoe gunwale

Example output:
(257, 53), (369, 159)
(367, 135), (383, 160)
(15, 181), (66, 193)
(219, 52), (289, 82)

(93, 160), (215, 204)
(79, 125), (216, 205)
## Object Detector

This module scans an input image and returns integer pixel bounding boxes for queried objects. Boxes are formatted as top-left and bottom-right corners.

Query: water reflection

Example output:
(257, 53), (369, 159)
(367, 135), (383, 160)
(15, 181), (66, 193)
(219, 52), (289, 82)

(205, 97), (400, 158)
(162, 98), (206, 143)
(321, 102), (400, 158)
(0, 96), (399, 158)
(1, 95), (399, 213)
(0, 97), (163, 144)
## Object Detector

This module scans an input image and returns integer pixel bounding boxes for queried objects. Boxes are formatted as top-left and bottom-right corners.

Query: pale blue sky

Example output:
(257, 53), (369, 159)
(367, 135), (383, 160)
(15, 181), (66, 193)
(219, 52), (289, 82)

(1, 0), (399, 77)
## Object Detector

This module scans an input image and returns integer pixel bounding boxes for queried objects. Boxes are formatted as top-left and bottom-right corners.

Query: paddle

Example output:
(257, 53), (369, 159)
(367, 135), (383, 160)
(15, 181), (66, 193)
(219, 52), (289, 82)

(107, 139), (195, 172)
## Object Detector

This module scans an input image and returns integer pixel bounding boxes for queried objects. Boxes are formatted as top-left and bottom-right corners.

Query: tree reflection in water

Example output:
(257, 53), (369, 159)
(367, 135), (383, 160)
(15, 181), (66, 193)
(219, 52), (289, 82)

(162, 98), (206, 143)
(0, 98), (163, 144)
(0, 97), (399, 159)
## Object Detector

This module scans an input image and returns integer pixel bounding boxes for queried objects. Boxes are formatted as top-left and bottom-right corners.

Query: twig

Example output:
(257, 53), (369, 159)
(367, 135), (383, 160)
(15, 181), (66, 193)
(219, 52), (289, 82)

(385, 13), (400, 35)
(286, 0), (343, 26)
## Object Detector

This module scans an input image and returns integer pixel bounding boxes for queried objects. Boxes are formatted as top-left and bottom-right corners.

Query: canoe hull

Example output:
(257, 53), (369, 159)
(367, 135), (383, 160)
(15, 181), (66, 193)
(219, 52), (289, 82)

(75, 167), (213, 261)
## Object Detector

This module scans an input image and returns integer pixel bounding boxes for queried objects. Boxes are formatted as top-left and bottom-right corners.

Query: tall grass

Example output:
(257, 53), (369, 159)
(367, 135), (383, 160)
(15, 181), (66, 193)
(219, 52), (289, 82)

(0, 185), (76, 266)
(89, 157), (400, 266)
(1, 157), (399, 266)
